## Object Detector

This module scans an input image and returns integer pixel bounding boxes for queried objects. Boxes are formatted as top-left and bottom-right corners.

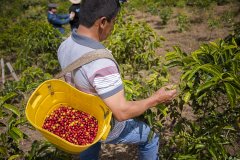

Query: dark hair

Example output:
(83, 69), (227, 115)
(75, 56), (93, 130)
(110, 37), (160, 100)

(48, 7), (56, 11)
(48, 3), (57, 11)
(79, 0), (121, 28)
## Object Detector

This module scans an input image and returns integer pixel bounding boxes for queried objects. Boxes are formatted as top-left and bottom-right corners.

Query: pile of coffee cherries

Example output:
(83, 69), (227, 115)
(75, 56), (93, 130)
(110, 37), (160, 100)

(42, 105), (98, 145)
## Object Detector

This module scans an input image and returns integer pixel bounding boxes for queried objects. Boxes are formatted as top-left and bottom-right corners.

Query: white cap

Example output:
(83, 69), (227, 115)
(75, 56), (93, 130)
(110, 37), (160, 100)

(69, 0), (81, 4)
(48, 3), (58, 8)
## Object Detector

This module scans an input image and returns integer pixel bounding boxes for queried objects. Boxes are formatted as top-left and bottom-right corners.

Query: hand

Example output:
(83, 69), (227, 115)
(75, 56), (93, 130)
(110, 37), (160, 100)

(152, 84), (177, 104)
(69, 12), (75, 20)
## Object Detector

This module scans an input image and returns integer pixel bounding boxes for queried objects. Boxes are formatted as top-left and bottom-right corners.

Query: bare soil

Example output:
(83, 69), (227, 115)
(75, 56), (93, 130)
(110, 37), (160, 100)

(22, 2), (240, 159)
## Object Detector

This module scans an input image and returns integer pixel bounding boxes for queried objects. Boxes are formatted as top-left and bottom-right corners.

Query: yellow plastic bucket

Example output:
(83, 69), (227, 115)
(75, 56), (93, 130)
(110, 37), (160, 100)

(25, 79), (112, 154)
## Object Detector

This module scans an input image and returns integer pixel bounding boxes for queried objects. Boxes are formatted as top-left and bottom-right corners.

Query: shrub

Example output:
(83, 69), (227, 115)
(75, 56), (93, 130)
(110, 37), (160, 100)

(177, 13), (190, 32)
(164, 39), (240, 159)
(159, 7), (173, 25)
(14, 21), (61, 72)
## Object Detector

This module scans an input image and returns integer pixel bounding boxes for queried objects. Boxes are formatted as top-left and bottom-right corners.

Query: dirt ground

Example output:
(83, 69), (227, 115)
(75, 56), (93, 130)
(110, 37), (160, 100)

(21, 2), (240, 160)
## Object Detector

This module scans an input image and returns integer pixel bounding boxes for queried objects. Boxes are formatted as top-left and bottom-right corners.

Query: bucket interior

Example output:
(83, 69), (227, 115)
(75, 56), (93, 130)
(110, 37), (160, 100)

(26, 80), (111, 153)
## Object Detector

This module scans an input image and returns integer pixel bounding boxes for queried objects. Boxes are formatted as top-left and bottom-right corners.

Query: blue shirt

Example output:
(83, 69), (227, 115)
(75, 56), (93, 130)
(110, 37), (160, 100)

(47, 11), (70, 34)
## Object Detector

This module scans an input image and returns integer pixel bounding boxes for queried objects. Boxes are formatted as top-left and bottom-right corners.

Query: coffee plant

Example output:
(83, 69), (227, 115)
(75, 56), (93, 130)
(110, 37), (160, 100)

(177, 13), (190, 32)
(25, 140), (73, 160)
(14, 20), (61, 73)
(159, 7), (173, 25)
(163, 39), (240, 159)
(0, 66), (54, 159)
(221, 11), (235, 27)
(225, 22), (240, 46)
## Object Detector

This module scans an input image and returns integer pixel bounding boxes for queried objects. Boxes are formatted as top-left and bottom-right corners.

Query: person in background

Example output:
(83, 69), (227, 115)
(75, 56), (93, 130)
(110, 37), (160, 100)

(69, 0), (81, 30)
(47, 3), (75, 34)
(57, 0), (177, 159)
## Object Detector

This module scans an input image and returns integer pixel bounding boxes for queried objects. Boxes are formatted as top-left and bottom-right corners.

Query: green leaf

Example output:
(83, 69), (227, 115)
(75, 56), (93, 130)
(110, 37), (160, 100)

(196, 80), (217, 96)
(156, 104), (168, 116)
(191, 50), (202, 64)
(0, 109), (3, 118)
(165, 51), (179, 61)
(0, 133), (7, 144)
(195, 144), (205, 149)
(166, 61), (183, 68)
(224, 82), (237, 107)
(210, 41), (219, 48)
(200, 64), (221, 78)
(0, 146), (7, 155)
(28, 140), (39, 159)
(232, 61), (238, 74)
(3, 104), (20, 116)
(8, 155), (21, 160)
(0, 92), (17, 106)
(8, 116), (16, 129)
(14, 118), (27, 126)
(197, 92), (207, 104)
(8, 130), (21, 142)
(161, 107), (168, 117)
(182, 57), (196, 65)
(208, 147), (218, 160)
(35, 142), (52, 156)
(11, 127), (23, 139)
(187, 65), (201, 81)
(223, 126), (236, 131)
(147, 130), (154, 142)
(183, 92), (191, 103)
(156, 121), (163, 128)
(232, 38), (238, 47)
(181, 69), (194, 81)
(223, 76), (234, 82)
(225, 73), (240, 88)
(147, 114), (153, 127)
(178, 154), (197, 160)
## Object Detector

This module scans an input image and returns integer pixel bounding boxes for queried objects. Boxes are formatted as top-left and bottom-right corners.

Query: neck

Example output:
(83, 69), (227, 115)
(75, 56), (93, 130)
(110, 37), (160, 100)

(77, 25), (100, 42)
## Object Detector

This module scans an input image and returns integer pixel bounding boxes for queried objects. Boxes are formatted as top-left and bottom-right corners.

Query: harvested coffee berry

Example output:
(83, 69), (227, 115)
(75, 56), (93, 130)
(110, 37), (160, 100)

(42, 105), (98, 145)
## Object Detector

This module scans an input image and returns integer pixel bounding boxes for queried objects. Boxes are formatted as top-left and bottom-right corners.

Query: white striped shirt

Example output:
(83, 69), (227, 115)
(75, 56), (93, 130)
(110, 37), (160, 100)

(57, 29), (126, 142)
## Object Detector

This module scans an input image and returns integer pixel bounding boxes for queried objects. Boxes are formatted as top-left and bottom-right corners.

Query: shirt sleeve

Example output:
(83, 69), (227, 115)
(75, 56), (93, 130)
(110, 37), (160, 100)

(48, 14), (70, 25)
(87, 59), (123, 99)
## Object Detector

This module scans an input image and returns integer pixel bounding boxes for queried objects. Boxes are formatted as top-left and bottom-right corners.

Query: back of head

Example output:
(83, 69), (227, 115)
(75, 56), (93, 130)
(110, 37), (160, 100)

(79, 0), (121, 28)
(48, 3), (58, 11)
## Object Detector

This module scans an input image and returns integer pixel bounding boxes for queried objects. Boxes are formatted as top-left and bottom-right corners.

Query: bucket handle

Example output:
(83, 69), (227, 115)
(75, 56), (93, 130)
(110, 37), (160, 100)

(99, 105), (110, 120)
(47, 84), (54, 95)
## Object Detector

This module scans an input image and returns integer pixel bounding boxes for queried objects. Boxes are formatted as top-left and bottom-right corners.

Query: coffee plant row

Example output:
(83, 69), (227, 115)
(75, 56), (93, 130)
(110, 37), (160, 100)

(0, 1), (239, 160)
(163, 38), (240, 159)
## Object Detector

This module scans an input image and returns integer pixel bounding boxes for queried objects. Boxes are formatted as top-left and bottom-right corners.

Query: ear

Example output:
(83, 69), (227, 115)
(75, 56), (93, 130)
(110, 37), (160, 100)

(99, 17), (107, 29)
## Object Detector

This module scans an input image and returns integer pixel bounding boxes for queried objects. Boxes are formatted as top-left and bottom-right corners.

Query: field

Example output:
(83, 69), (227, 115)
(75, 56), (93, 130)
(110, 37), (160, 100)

(0, 0), (240, 159)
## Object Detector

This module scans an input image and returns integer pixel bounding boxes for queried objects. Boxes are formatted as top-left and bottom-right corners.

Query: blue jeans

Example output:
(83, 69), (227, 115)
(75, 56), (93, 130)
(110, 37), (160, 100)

(79, 119), (159, 160)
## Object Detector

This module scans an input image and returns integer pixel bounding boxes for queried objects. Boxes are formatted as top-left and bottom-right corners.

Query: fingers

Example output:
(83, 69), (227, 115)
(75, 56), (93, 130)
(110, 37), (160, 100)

(162, 85), (178, 101)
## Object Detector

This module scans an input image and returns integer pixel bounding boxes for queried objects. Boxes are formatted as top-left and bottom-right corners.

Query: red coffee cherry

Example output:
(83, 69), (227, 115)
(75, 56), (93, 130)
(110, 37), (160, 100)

(42, 105), (98, 145)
